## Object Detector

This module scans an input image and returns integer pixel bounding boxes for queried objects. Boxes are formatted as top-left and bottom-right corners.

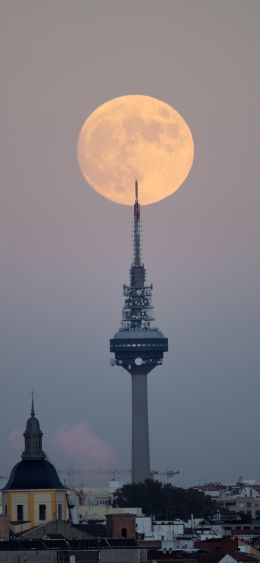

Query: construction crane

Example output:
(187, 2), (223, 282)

(151, 469), (180, 481)
(58, 468), (180, 489)
(58, 469), (130, 489)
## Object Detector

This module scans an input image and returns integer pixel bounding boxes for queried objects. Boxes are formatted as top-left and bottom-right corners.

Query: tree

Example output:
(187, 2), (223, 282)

(114, 479), (217, 521)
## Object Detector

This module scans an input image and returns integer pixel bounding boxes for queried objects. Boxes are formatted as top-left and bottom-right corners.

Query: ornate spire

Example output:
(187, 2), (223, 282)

(22, 397), (46, 460)
(31, 390), (35, 417)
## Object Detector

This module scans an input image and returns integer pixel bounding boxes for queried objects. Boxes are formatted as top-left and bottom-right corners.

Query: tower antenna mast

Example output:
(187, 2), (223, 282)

(134, 179), (141, 266)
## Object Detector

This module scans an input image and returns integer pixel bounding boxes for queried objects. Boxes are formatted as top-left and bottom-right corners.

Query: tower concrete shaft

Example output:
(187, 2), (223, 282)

(132, 372), (150, 483)
(110, 181), (168, 483)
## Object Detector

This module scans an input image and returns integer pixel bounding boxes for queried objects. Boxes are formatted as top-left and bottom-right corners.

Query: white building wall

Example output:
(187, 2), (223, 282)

(136, 517), (185, 545)
(173, 539), (194, 550)
(136, 516), (152, 536)
(153, 521), (184, 539)
(240, 487), (259, 498)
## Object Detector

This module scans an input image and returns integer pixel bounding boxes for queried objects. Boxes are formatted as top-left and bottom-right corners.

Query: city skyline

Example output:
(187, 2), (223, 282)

(0, 0), (259, 486)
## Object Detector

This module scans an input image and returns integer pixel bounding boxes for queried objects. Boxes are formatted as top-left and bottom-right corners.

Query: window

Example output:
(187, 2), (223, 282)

(58, 503), (63, 520)
(17, 505), (24, 521)
(4, 505), (7, 515)
(39, 504), (46, 521)
(121, 527), (127, 538)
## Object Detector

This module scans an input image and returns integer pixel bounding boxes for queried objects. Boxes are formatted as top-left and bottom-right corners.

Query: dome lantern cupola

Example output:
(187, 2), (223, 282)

(21, 394), (46, 460)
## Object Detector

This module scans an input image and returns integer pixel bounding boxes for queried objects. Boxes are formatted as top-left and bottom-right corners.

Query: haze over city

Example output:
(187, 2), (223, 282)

(0, 0), (259, 487)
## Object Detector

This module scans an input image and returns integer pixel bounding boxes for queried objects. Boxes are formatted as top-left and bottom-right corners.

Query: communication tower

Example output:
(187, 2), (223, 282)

(110, 181), (168, 483)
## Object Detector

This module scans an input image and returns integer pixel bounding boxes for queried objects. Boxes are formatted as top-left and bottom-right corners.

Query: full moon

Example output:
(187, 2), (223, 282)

(77, 95), (194, 206)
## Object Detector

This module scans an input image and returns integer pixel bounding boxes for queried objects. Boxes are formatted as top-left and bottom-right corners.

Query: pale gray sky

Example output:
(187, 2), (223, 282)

(0, 0), (259, 486)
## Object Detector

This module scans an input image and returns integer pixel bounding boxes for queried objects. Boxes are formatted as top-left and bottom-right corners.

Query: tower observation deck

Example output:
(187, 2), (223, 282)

(110, 181), (168, 483)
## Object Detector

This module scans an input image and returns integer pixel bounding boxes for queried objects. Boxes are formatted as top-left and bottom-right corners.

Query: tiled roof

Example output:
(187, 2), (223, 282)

(198, 484), (226, 492)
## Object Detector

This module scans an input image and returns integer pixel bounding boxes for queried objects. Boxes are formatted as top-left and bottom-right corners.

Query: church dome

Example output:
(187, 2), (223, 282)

(3, 459), (65, 490)
(3, 396), (65, 492)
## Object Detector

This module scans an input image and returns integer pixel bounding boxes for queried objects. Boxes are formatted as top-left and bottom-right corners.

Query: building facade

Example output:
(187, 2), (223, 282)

(2, 399), (67, 528)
